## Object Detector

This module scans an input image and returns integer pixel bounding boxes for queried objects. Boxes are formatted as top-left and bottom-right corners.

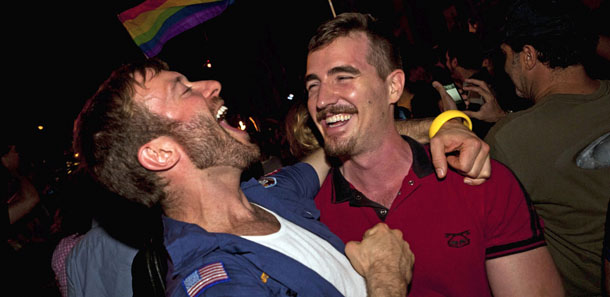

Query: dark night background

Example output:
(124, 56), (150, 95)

(4, 1), (610, 295)
(6, 0), (610, 167)
(6, 0), (502, 164)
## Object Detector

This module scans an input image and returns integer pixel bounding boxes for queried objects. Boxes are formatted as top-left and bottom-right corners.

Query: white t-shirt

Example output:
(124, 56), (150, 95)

(242, 206), (366, 297)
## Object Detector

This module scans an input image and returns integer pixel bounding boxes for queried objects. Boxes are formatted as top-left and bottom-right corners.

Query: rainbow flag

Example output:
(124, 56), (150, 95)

(118, 0), (234, 57)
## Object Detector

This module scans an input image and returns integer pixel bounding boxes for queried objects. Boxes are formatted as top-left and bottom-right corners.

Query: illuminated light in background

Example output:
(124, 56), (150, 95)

(74, 153), (80, 158)
(287, 93), (294, 100)
(37, 125), (44, 130)
(238, 120), (246, 130)
(248, 117), (259, 132)
(205, 59), (212, 68)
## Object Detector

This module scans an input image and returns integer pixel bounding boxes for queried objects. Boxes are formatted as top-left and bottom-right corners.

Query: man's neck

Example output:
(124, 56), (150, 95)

(533, 65), (599, 103)
(163, 166), (279, 236)
(339, 132), (413, 208)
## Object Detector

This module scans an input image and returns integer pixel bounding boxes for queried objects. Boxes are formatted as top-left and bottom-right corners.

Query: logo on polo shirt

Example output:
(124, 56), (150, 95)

(445, 230), (470, 248)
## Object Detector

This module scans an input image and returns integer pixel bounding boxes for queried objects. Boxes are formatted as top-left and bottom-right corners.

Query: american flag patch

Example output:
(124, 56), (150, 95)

(183, 262), (230, 297)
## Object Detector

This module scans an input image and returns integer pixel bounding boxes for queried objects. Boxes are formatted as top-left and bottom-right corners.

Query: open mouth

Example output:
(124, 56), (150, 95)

(216, 105), (228, 122)
(215, 105), (246, 133)
(325, 114), (352, 127)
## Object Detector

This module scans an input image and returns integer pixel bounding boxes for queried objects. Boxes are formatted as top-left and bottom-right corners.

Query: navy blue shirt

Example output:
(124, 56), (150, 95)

(164, 163), (348, 297)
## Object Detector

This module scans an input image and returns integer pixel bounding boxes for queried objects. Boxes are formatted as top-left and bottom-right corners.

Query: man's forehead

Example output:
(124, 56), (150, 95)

(132, 69), (173, 104)
(308, 35), (370, 70)
(132, 68), (170, 85)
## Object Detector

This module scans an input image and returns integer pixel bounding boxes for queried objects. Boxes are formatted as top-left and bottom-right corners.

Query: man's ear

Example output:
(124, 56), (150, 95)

(138, 136), (180, 171)
(521, 45), (537, 70)
(387, 69), (406, 104)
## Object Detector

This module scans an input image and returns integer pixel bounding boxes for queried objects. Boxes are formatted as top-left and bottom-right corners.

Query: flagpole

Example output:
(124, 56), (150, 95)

(328, 0), (336, 17)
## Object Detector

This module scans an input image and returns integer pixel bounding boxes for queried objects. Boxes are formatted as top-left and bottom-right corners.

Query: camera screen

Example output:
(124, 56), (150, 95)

(443, 84), (462, 103)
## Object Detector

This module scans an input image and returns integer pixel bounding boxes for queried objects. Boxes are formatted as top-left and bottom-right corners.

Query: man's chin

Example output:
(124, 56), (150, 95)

(323, 142), (353, 158)
(234, 144), (261, 169)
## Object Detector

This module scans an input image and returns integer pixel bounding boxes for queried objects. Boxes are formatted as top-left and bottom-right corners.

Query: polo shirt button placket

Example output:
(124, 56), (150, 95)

(408, 180), (415, 186)
(379, 209), (388, 216)
(355, 194), (362, 200)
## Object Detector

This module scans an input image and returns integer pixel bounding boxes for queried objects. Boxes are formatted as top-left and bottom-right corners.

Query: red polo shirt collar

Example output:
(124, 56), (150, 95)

(330, 136), (435, 220)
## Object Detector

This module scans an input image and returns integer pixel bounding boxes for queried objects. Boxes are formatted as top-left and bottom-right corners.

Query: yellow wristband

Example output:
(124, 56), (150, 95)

(429, 110), (473, 139)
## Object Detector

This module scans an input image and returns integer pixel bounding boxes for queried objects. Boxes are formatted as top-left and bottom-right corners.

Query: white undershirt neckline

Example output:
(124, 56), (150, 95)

(242, 204), (366, 297)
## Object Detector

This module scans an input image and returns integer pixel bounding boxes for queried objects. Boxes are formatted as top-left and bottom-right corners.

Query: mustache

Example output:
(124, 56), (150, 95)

(210, 96), (224, 107)
(207, 96), (225, 114)
(316, 105), (358, 122)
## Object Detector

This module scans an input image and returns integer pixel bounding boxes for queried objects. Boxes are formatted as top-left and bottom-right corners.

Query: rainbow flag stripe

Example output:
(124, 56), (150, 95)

(118, 0), (234, 57)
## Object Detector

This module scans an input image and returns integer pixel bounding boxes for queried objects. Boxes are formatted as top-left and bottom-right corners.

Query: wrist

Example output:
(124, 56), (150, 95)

(429, 110), (473, 138)
(365, 270), (408, 297)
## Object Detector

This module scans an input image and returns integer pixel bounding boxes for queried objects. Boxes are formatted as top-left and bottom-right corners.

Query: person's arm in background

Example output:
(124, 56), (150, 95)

(2, 145), (40, 224)
(7, 175), (40, 224)
(346, 223), (415, 297)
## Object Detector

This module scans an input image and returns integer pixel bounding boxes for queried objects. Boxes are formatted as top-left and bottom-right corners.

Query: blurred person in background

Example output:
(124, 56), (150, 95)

(435, 0), (610, 294)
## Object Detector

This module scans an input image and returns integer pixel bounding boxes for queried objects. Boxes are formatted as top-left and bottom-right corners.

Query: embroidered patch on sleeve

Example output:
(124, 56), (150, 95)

(183, 262), (230, 297)
(257, 176), (277, 188)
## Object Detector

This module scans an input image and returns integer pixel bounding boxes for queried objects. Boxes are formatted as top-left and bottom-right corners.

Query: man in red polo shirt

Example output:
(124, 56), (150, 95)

(304, 12), (564, 296)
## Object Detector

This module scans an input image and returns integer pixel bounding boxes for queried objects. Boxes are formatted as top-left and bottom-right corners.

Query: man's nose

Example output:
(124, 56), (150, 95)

(193, 80), (222, 98)
(315, 84), (338, 110)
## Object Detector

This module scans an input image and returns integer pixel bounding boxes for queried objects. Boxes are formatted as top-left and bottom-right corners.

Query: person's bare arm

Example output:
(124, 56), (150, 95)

(7, 174), (40, 224)
(345, 223), (414, 297)
(395, 117), (491, 185)
(301, 148), (330, 187)
(486, 247), (564, 297)
(3, 146), (40, 224)
(395, 118), (431, 144)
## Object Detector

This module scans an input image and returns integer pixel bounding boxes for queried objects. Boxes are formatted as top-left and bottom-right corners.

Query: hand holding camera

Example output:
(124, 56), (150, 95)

(461, 78), (507, 123)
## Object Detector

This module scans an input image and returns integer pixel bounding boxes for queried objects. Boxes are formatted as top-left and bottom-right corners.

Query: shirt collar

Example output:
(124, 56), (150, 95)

(332, 135), (434, 204)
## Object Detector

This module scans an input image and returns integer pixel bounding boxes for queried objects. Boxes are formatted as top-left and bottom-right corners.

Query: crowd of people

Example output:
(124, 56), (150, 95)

(4, 0), (610, 296)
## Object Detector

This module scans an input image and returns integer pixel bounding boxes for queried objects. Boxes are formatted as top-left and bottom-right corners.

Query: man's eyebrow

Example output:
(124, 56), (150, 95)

(305, 65), (361, 83)
(328, 65), (360, 76)
(304, 73), (320, 84)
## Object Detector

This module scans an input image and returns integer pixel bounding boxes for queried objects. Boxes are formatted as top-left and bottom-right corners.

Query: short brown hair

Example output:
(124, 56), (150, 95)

(308, 12), (402, 79)
(73, 59), (172, 207)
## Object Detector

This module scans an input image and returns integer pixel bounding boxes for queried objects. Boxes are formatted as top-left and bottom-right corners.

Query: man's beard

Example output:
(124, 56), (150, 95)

(316, 104), (358, 158)
(171, 113), (260, 170)
(323, 135), (357, 158)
